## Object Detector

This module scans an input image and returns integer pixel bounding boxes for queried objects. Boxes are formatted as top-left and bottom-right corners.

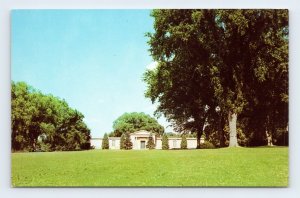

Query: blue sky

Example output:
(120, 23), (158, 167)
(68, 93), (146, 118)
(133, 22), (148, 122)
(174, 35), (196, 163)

(12, 10), (173, 137)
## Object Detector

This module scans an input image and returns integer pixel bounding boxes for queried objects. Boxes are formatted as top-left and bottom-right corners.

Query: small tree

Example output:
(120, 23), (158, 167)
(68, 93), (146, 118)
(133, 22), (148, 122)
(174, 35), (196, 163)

(124, 132), (133, 150)
(181, 134), (187, 149)
(146, 133), (155, 149)
(102, 133), (109, 149)
(162, 134), (169, 150)
(120, 133), (126, 149)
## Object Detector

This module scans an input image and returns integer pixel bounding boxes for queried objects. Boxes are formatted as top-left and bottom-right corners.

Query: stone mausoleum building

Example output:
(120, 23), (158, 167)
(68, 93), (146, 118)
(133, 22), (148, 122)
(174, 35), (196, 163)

(91, 130), (203, 150)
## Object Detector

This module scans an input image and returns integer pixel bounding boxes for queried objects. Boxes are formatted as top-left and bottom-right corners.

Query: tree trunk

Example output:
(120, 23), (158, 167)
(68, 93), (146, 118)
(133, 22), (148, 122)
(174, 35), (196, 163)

(196, 130), (203, 149)
(266, 131), (273, 146)
(196, 119), (205, 149)
(220, 116), (226, 147)
(228, 111), (238, 147)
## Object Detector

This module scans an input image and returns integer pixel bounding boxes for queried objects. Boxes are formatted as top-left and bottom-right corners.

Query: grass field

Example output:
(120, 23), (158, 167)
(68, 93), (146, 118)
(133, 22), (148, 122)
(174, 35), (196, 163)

(11, 147), (288, 187)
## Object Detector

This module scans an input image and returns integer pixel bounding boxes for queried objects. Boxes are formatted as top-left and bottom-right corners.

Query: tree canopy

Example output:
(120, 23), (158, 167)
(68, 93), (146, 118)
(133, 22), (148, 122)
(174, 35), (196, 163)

(11, 81), (91, 151)
(111, 112), (164, 136)
(143, 9), (288, 147)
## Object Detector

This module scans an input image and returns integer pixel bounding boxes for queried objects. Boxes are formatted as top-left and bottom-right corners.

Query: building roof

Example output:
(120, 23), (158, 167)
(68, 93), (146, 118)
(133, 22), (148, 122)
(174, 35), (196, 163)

(108, 137), (121, 140)
(132, 130), (152, 136)
(156, 137), (198, 140)
(90, 137), (121, 140)
(130, 130), (154, 137)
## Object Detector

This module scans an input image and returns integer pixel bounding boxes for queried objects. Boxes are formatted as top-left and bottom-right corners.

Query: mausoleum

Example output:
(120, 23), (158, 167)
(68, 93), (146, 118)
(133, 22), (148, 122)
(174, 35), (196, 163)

(90, 130), (203, 150)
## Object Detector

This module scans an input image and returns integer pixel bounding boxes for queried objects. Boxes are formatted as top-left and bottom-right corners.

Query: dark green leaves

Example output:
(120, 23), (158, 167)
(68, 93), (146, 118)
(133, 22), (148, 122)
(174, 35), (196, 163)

(144, 9), (288, 146)
(11, 81), (91, 152)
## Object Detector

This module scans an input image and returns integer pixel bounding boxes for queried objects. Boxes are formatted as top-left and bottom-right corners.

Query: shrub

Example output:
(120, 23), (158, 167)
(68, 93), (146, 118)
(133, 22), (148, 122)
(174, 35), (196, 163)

(120, 133), (126, 149)
(36, 142), (51, 152)
(146, 133), (155, 149)
(237, 128), (248, 147)
(162, 134), (169, 150)
(102, 133), (109, 149)
(180, 134), (187, 149)
(123, 132), (133, 150)
(200, 141), (215, 149)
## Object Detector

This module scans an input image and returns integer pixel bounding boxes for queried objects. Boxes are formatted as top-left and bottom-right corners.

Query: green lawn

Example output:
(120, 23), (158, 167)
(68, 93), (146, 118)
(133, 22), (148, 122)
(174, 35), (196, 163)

(11, 147), (288, 187)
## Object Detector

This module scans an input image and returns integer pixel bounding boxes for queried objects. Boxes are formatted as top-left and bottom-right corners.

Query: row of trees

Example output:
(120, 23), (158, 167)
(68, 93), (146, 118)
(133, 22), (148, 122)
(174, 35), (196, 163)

(12, 81), (91, 152)
(143, 9), (288, 148)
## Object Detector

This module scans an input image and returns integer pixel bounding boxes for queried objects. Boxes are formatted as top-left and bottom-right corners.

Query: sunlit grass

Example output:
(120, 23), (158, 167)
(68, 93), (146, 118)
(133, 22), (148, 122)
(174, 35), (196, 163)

(11, 147), (288, 187)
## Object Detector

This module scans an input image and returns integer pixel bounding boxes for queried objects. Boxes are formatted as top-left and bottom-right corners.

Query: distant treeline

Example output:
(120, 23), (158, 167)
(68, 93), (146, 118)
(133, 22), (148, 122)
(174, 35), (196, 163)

(11, 81), (91, 152)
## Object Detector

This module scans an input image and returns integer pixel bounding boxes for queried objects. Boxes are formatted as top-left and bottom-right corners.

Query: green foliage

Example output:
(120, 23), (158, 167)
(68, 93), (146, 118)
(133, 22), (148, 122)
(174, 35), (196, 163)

(123, 132), (133, 150)
(162, 134), (169, 150)
(112, 112), (164, 136)
(165, 132), (182, 137)
(11, 81), (91, 152)
(102, 133), (109, 149)
(200, 141), (215, 149)
(120, 133), (126, 149)
(36, 141), (51, 152)
(146, 133), (155, 149)
(165, 132), (195, 138)
(144, 9), (288, 147)
(273, 127), (289, 146)
(180, 134), (187, 149)
(236, 128), (248, 147)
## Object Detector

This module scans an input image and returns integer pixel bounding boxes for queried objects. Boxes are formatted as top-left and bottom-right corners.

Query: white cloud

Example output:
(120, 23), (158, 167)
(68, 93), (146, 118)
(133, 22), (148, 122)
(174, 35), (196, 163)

(146, 61), (158, 70)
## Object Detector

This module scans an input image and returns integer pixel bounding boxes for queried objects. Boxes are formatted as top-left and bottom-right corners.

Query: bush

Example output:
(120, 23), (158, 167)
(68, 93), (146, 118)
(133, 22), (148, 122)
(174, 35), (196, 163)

(162, 134), (169, 150)
(200, 141), (215, 149)
(81, 142), (92, 150)
(120, 133), (126, 149)
(146, 133), (155, 149)
(36, 142), (51, 152)
(102, 133), (109, 149)
(237, 128), (248, 147)
(180, 134), (187, 149)
(123, 132), (133, 150)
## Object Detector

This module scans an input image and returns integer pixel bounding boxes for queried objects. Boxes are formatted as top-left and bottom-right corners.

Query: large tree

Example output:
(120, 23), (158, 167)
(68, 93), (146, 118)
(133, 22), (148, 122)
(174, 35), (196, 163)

(11, 81), (91, 151)
(144, 9), (288, 147)
(144, 10), (218, 148)
(112, 112), (164, 136)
